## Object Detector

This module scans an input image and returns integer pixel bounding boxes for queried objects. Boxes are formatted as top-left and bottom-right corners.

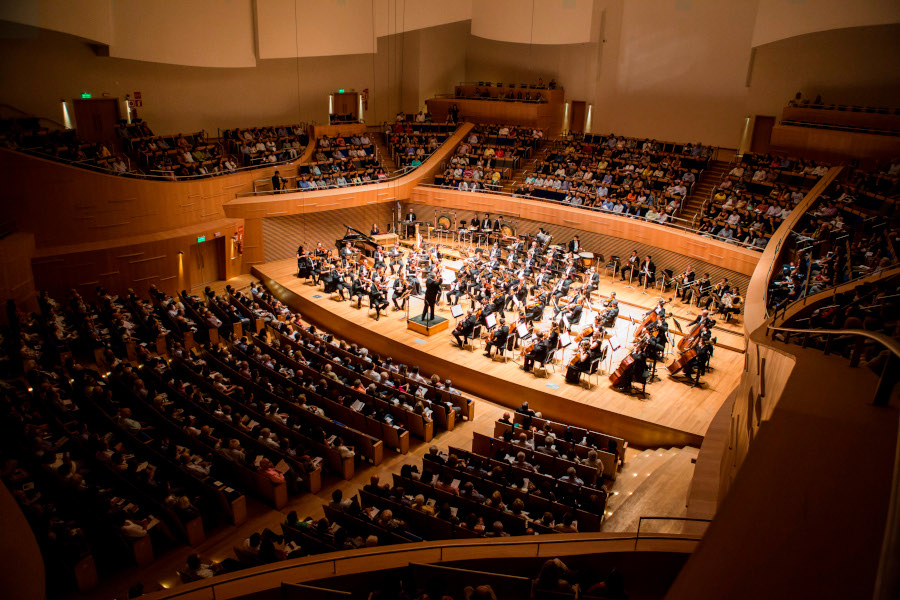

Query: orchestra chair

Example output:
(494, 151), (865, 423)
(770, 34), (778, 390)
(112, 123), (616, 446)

(657, 269), (674, 292)
(605, 256), (619, 279)
(493, 334), (515, 363)
(533, 348), (555, 378)
(579, 356), (604, 390)
(464, 324), (482, 351)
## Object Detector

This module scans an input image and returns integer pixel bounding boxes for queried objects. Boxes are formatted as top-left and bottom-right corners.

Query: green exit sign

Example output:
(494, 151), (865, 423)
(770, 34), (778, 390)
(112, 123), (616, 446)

(338, 89), (345, 94)
(81, 93), (92, 99)
(197, 236), (206, 243)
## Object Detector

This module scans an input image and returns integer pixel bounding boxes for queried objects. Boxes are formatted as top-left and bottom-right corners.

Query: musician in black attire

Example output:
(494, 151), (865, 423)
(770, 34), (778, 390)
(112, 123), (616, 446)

(676, 267), (696, 301)
(391, 275), (410, 311)
(272, 170), (285, 193)
(296, 247), (311, 279)
(522, 331), (550, 372)
(404, 208), (417, 238)
(506, 277), (528, 311)
(683, 337), (713, 385)
(373, 246), (386, 270)
(620, 250), (639, 281)
(551, 276), (573, 303)
(422, 275), (441, 322)
(320, 263), (337, 293)
(582, 267), (600, 298)
(692, 273), (712, 306)
(638, 255), (656, 287)
(524, 292), (547, 323)
(613, 349), (648, 392)
(350, 275), (368, 309)
(333, 268), (351, 300)
(644, 320), (668, 361)
(369, 282), (388, 321)
(565, 340), (593, 384)
(453, 309), (478, 347)
(388, 242), (403, 275)
(446, 277), (464, 306)
(686, 309), (713, 330)
(483, 317), (509, 358)
(531, 268), (553, 295)
(370, 223), (380, 236)
(567, 235), (581, 254)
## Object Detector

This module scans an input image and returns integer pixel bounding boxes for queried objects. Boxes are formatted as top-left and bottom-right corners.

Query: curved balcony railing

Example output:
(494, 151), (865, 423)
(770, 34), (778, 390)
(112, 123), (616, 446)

(417, 183), (764, 252)
(14, 145), (308, 182)
(139, 525), (707, 600)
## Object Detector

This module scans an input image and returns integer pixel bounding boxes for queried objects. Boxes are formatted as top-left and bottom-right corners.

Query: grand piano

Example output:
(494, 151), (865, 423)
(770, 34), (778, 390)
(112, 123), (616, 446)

(336, 225), (379, 257)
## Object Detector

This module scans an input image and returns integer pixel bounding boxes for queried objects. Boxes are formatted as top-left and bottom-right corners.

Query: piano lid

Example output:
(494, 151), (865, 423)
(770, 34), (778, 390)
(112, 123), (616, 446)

(340, 224), (376, 243)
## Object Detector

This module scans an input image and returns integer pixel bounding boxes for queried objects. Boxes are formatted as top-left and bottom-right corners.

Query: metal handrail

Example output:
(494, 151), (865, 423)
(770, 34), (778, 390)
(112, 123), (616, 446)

(237, 164), (417, 198)
(635, 516), (712, 551)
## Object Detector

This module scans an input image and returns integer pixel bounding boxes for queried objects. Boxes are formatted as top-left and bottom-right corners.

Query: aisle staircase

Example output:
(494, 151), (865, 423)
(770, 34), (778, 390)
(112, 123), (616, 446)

(500, 140), (555, 194)
(679, 159), (731, 224)
(602, 445), (700, 533)
(372, 131), (400, 174)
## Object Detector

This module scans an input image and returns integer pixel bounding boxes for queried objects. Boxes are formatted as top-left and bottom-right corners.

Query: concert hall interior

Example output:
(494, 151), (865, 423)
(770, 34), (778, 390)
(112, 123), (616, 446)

(1, 2), (899, 600)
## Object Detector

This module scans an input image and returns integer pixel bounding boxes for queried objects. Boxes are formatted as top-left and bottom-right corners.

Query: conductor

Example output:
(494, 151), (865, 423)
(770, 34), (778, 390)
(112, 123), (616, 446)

(422, 274), (441, 322)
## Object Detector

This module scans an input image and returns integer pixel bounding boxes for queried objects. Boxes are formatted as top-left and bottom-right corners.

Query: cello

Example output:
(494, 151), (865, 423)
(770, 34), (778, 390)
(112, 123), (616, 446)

(666, 347), (698, 375)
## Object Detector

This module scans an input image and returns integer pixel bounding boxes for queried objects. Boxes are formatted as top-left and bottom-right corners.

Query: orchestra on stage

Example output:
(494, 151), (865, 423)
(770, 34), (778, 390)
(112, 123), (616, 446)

(295, 216), (739, 391)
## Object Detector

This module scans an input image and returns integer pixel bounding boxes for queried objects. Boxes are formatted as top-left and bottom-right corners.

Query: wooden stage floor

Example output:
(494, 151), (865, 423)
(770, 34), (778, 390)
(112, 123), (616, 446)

(254, 258), (744, 447)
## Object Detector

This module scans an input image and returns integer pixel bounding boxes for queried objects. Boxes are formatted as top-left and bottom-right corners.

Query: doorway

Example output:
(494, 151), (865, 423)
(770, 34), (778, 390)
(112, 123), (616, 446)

(570, 101), (586, 134)
(189, 237), (224, 290)
(750, 115), (775, 154)
(72, 98), (120, 148)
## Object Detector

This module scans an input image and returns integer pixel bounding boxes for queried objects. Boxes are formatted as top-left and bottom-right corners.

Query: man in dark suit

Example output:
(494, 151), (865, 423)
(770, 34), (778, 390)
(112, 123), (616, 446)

(272, 170), (285, 193)
(404, 208), (417, 238)
(522, 331), (550, 372)
(683, 337), (713, 386)
(369, 282), (388, 321)
(422, 275), (441, 322)
(686, 309), (714, 330)
(483, 317), (509, 358)
(480, 213), (492, 230)
(639, 255), (656, 287)
(453, 309), (478, 347)
(620, 250), (639, 281)
(551, 276), (573, 303)
(677, 266), (696, 300)
(567, 235), (581, 254)
(583, 267), (600, 298)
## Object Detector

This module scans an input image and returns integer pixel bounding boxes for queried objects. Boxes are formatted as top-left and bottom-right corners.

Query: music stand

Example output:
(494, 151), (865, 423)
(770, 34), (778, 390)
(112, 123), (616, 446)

(624, 264), (636, 290)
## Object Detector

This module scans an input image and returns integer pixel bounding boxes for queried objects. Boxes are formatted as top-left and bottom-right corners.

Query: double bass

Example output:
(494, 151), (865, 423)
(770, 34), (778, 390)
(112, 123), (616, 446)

(609, 336), (648, 387)
(677, 318), (707, 352)
(666, 347), (698, 375)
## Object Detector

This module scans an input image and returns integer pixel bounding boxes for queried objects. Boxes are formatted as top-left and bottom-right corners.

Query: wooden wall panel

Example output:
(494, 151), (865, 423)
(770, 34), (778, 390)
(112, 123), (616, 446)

(0, 149), (291, 248)
(30, 219), (242, 299)
(262, 204), (394, 262)
(769, 124), (900, 161)
(407, 201), (753, 294)
(0, 233), (37, 321)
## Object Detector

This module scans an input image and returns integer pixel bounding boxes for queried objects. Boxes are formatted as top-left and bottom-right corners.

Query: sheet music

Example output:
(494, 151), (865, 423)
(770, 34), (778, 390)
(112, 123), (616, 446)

(560, 332), (572, 348)
(450, 304), (463, 318)
(485, 313), (497, 328)
(516, 323), (529, 338)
